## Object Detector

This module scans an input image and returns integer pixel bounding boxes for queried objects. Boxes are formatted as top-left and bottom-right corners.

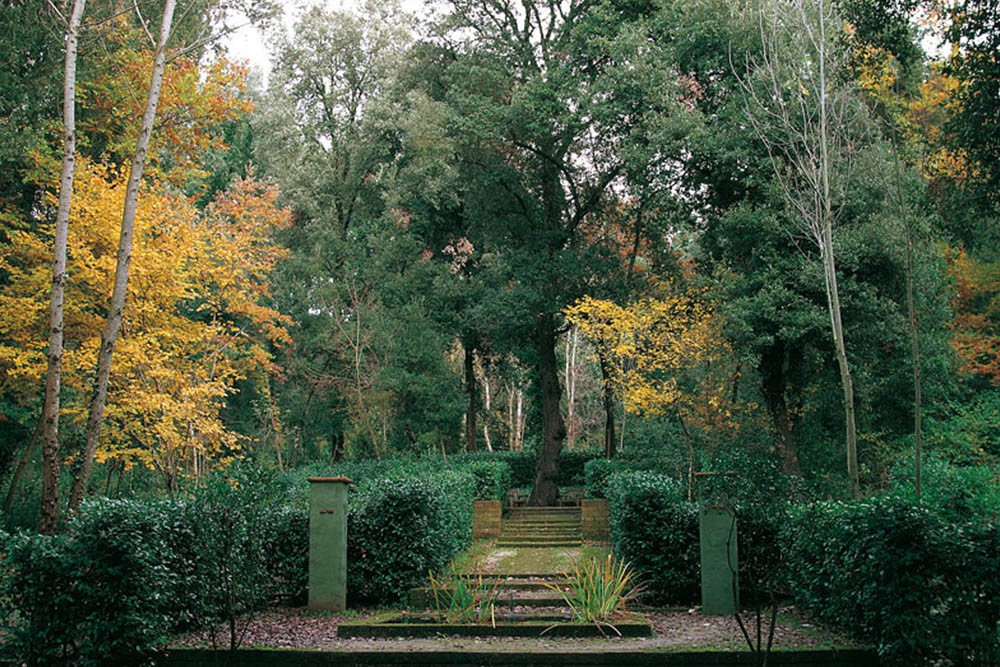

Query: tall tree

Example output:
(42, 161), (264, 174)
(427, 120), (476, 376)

(741, 0), (871, 498)
(69, 0), (178, 515)
(408, 0), (689, 504)
(39, 0), (88, 535)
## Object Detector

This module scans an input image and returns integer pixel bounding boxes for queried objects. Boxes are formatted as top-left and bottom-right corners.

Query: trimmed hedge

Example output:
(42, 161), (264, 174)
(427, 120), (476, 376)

(0, 500), (193, 666)
(784, 497), (1000, 665)
(459, 460), (512, 501)
(450, 450), (600, 489)
(322, 457), (510, 501)
(605, 470), (787, 607)
(347, 470), (476, 603)
(0, 465), (476, 664)
(605, 472), (699, 604)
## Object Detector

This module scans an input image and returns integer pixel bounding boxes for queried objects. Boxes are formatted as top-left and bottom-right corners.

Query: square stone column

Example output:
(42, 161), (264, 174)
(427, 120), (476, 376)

(308, 477), (351, 611)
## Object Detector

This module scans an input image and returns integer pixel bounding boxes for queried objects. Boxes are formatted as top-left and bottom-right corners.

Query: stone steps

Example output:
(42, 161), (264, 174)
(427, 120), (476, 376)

(497, 506), (583, 548)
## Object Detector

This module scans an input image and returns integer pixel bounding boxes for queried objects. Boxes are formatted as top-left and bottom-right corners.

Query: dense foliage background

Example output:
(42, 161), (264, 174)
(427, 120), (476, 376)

(0, 0), (998, 661)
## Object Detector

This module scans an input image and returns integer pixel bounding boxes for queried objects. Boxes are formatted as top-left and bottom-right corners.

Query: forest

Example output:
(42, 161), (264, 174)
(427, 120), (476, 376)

(0, 0), (998, 528)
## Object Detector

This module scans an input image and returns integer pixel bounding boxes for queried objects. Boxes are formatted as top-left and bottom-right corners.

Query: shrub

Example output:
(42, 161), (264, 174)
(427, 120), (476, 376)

(0, 499), (187, 666)
(559, 449), (602, 486)
(605, 472), (699, 604)
(261, 505), (308, 606)
(460, 460), (512, 501)
(347, 470), (475, 603)
(584, 452), (692, 499)
(785, 497), (1000, 665)
(890, 454), (1000, 522)
(187, 473), (283, 649)
(584, 457), (614, 499)
(0, 532), (81, 665)
(451, 451), (536, 488)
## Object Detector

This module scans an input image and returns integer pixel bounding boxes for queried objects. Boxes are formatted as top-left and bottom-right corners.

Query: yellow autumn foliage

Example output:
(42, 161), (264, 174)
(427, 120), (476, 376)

(0, 159), (290, 487)
(564, 286), (736, 435)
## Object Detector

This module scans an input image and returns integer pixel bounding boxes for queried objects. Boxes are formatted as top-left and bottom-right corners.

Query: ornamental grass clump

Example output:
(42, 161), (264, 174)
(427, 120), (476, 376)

(427, 567), (502, 626)
(550, 554), (641, 635)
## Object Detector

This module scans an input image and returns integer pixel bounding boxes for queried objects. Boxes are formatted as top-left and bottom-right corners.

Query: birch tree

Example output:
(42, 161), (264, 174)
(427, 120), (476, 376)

(741, 0), (872, 497)
(39, 0), (88, 534)
(68, 0), (177, 514)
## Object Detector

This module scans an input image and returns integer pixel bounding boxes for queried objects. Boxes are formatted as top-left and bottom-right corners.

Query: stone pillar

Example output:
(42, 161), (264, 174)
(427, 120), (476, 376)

(473, 500), (502, 538)
(581, 499), (610, 542)
(308, 476), (351, 611)
(699, 506), (738, 615)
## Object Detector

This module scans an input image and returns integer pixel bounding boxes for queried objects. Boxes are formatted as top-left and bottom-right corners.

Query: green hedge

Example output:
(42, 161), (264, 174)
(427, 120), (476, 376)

(459, 460), (512, 501)
(784, 497), (1000, 665)
(451, 450), (600, 489)
(0, 468), (308, 666)
(347, 470), (475, 603)
(0, 464), (476, 664)
(0, 500), (191, 666)
(605, 472), (699, 604)
(605, 470), (787, 606)
(584, 451), (694, 500)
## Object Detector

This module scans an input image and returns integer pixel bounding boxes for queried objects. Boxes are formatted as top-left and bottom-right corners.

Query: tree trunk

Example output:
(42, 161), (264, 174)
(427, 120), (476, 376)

(528, 313), (566, 506)
(6, 417), (42, 516)
(68, 0), (177, 514)
(565, 326), (578, 448)
(598, 351), (616, 458)
(482, 372), (493, 452)
(889, 132), (924, 497)
(906, 235), (923, 496)
(759, 340), (802, 475)
(815, 3), (859, 498)
(40, 0), (87, 534)
(463, 339), (477, 452)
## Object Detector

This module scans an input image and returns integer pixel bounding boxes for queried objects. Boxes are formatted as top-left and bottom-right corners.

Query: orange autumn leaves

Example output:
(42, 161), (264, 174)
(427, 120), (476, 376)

(949, 249), (1000, 385)
(78, 15), (253, 188)
(0, 160), (291, 484)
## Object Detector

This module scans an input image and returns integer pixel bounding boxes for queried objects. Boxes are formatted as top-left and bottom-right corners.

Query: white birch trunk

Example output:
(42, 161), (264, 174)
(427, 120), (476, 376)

(40, 0), (87, 534)
(69, 0), (178, 513)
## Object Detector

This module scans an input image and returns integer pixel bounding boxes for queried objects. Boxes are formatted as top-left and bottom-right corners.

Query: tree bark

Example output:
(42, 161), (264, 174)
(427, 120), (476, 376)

(463, 338), (478, 452)
(565, 326), (578, 448)
(68, 0), (177, 514)
(40, 0), (87, 534)
(598, 351), (616, 458)
(759, 339), (802, 475)
(747, 0), (861, 498)
(528, 313), (566, 506)
(814, 2), (859, 498)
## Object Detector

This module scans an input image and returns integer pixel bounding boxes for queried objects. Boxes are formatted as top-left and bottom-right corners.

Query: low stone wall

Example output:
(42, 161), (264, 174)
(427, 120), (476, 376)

(472, 499), (502, 538)
(582, 499), (610, 542)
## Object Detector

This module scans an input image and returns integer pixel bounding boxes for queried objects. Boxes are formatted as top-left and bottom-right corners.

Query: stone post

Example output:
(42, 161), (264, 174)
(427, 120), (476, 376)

(308, 476), (351, 611)
(473, 500), (502, 538)
(581, 499), (610, 542)
(699, 506), (739, 614)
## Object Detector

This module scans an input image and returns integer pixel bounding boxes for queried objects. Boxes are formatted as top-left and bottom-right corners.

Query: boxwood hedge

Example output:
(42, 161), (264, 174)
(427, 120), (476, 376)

(347, 470), (475, 603)
(0, 465), (477, 664)
(784, 496), (1000, 665)
(605, 472), (700, 604)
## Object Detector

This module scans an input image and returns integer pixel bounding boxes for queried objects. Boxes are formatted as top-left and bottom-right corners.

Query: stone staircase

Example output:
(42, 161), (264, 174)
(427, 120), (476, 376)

(496, 506), (583, 548)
